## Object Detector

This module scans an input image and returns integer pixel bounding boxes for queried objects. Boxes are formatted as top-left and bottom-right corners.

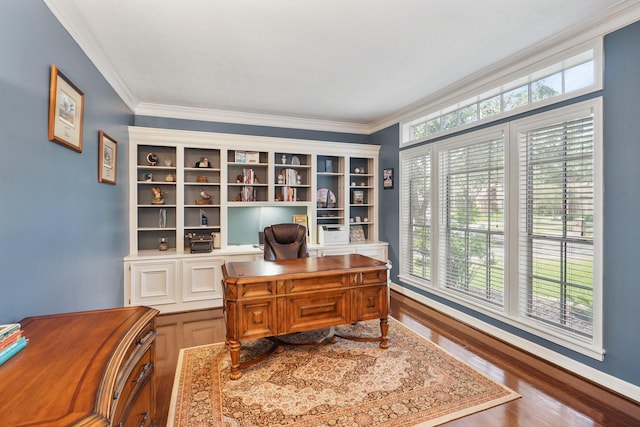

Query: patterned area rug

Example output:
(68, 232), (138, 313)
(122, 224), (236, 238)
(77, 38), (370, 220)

(168, 318), (519, 426)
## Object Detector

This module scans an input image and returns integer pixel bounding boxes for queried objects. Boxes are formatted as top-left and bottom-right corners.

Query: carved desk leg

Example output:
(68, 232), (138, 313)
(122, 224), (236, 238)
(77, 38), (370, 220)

(379, 317), (389, 349)
(228, 340), (242, 380)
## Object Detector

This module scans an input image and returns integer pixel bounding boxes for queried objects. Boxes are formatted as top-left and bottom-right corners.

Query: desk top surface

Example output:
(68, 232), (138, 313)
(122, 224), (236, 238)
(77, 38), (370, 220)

(0, 306), (157, 426)
(223, 254), (387, 282)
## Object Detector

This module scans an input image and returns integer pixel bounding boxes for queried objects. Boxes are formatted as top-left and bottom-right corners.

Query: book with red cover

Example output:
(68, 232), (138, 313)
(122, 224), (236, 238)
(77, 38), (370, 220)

(0, 330), (23, 352)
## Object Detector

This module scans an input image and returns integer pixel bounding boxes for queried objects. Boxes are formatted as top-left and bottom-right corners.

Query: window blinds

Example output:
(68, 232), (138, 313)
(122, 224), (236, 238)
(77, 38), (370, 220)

(401, 149), (431, 281)
(518, 115), (595, 338)
(438, 136), (505, 307)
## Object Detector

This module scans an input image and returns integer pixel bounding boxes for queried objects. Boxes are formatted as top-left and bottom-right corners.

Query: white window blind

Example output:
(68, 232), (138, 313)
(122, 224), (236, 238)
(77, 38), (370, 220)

(401, 148), (431, 281)
(438, 134), (505, 307)
(518, 114), (595, 338)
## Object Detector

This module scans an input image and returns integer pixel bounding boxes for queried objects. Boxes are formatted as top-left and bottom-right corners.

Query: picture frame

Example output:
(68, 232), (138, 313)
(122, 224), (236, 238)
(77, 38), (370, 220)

(325, 159), (333, 173)
(246, 151), (259, 163)
(383, 167), (394, 189)
(292, 214), (309, 236)
(352, 190), (364, 204)
(98, 131), (117, 184)
(48, 64), (85, 152)
(235, 151), (247, 163)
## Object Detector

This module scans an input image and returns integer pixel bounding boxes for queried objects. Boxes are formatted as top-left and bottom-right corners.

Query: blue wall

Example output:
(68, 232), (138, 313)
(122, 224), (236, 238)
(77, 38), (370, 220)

(600, 21), (640, 384)
(376, 21), (640, 387)
(0, 1), (133, 323)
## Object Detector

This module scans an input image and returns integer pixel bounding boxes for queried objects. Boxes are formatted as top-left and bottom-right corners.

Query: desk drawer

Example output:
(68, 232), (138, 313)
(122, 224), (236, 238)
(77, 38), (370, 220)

(281, 289), (349, 333)
(350, 269), (387, 286)
(280, 274), (346, 294)
(112, 347), (154, 424)
(114, 372), (153, 427)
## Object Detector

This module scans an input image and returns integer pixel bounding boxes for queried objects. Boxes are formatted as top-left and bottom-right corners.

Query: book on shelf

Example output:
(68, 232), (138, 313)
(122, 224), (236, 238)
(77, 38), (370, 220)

(0, 336), (28, 367)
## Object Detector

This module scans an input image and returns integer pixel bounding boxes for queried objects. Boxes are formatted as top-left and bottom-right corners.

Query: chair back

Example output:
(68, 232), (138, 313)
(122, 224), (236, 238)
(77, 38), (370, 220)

(263, 223), (309, 260)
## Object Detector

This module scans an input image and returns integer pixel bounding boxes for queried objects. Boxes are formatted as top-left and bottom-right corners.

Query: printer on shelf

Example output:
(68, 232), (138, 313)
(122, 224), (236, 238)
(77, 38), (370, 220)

(318, 225), (348, 245)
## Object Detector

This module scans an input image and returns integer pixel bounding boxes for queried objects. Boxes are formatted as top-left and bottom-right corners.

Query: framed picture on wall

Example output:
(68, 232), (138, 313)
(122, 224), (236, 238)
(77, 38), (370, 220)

(98, 130), (117, 184)
(48, 64), (85, 152)
(383, 168), (394, 189)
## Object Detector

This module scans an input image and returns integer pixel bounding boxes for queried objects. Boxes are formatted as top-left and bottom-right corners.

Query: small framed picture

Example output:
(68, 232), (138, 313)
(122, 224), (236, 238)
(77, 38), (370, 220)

(352, 190), (364, 204)
(383, 168), (394, 190)
(246, 151), (259, 163)
(98, 131), (117, 184)
(292, 214), (309, 236)
(325, 159), (333, 173)
(48, 64), (85, 152)
(235, 151), (247, 163)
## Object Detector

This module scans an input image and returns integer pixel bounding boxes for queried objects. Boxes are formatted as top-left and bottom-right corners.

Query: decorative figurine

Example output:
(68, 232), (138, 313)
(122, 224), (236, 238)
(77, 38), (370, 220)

(165, 172), (175, 182)
(199, 189), (211, 200)
(146, 153), (158, 166)
(151, 187), (164, 204)
(196, 157), (210, 168)
(159, 237), (168, 251)
(196, 189), (213, 205)
(163, 158), (172, 167)
(281, 154), (287, 164)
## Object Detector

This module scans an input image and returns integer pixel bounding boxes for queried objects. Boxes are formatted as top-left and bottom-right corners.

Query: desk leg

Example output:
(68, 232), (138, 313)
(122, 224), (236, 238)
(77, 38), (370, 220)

(228, 340), (242, 380)
(379, 317), (389, 349)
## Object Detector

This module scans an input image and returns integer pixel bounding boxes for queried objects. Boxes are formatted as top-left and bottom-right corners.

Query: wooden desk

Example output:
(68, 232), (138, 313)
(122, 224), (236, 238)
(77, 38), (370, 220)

(222, 254), (389, 379)
(0, 307), (158, 426)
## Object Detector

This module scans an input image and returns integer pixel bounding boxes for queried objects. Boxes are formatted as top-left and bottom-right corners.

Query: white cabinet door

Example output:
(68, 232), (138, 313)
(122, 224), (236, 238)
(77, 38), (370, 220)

(129, 260), (178, 307)
(182, 258), (224, 303)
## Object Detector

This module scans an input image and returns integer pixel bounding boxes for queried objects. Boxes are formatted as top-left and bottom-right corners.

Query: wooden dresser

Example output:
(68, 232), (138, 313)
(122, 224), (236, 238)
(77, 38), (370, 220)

(0, 306), (158, 426)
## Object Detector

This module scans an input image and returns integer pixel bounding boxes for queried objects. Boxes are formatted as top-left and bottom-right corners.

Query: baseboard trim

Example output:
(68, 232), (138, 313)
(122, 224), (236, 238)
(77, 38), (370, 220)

(390, 283), (640, 406)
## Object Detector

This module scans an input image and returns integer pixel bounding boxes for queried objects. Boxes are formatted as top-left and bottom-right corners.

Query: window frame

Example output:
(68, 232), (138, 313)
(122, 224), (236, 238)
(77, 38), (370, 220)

(400, 38), (603, 148)
(398, 99), (603, 360)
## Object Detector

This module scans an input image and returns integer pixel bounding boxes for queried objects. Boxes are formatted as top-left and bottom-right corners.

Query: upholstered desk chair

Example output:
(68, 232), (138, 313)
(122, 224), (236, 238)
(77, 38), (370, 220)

(263, 223), (309, 261)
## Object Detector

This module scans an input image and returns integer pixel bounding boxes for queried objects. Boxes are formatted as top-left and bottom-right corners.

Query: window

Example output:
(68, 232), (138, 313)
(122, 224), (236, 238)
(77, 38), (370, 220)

(515, 103), (601, 344)
(401, 40), (602, 146)
(399, 99), (603, 359)
(438, 130), (505, 308)
(401, 147), (431, 281)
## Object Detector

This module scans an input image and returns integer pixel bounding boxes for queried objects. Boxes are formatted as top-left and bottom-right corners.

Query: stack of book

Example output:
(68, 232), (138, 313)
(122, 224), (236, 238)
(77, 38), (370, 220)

(0, 323), (28, 366)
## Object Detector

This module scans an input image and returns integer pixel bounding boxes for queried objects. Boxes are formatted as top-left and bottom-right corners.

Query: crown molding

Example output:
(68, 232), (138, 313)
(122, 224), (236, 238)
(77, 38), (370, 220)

(387, 0), (640, 129)
(45, 0), (640, 136)
(43, 0), (138, 112)
(134, 103), (371, 135)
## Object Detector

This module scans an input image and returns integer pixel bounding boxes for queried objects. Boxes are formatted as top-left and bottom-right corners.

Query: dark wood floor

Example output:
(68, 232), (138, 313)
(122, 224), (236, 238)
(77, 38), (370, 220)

(154, 291), (640, 426)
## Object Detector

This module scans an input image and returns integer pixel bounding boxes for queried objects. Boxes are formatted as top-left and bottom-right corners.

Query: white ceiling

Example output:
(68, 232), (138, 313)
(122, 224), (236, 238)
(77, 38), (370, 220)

(46, 0), (629, 131)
